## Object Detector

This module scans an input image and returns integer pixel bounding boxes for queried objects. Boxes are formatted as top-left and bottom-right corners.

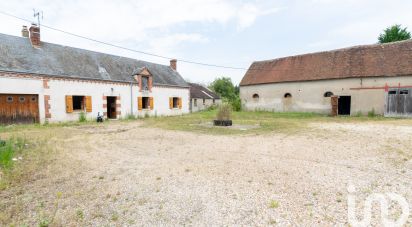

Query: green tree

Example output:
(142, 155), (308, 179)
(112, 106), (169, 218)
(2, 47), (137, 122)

(378, 24), (411, 43)
(209, 77), (237, 100)
(209, 77), (241, 111)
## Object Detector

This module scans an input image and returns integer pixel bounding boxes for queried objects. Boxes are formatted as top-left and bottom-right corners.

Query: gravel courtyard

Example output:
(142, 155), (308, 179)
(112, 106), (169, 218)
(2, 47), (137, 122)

(1, 120), (412, 226)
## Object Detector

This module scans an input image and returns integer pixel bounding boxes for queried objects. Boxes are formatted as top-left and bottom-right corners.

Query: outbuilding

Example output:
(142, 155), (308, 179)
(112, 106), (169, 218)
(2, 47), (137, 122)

(240, 40), (412, 117)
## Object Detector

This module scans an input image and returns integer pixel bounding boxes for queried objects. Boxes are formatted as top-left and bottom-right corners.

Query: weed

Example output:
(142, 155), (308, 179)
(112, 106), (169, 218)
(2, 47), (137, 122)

(269, 200), (279, 209)
(368, 108), (377, 117)
(111, 213), (119, 222)
(79, 112), (87, 122)
(0, 141), (14, 169)
(125, 114), (137, 120)
(76, 209), (84, 220)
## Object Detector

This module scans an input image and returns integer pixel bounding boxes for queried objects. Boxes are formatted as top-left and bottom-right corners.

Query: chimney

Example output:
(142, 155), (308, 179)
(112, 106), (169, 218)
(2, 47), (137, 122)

(29, 23), (41, 47)
(21, 25), (29, 38)
(170, 59), (177, 71)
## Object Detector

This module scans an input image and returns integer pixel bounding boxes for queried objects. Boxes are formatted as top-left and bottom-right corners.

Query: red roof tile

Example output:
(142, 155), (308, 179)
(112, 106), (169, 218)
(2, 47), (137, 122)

(240, 40), (412, 86)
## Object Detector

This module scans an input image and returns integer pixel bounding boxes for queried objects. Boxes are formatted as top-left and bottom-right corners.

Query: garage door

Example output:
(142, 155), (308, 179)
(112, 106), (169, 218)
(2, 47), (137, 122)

(0, 94), (40, 124)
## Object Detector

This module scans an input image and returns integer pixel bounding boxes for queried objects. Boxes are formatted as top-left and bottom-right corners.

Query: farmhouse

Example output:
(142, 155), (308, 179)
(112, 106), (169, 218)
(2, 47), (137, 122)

(189, 83), (221, 112)
(240, 40), (412, 117)
(0, 24), (190, 124)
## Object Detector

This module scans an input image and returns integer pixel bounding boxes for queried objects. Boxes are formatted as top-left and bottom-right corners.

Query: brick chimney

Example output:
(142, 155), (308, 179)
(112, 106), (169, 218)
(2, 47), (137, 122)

(170, 59), (177, 71)
(29, 23), (41, 47)
(21, 25), (29, 38)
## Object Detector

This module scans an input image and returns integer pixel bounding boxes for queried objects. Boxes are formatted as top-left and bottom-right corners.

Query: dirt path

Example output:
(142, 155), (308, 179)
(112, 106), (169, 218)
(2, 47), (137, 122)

(1, 121), (411, 226)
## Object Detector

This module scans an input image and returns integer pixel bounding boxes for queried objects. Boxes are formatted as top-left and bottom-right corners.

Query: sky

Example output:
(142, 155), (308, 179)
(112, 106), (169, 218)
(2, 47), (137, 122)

(0, 0), (411, 85)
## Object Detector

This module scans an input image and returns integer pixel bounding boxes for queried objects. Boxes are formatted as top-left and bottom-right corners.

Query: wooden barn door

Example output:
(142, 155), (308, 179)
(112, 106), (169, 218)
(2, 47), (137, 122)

(0, 94), (39, 124)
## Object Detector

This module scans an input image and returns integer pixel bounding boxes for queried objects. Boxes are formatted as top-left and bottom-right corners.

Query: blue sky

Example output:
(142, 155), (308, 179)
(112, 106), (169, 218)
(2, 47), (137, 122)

(1, 0), (411, 85)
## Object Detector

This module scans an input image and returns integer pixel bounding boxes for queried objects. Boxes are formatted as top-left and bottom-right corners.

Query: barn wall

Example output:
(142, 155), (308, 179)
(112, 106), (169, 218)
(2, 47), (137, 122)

(0, 75), (46, 123)
(240, 76), (412, 115)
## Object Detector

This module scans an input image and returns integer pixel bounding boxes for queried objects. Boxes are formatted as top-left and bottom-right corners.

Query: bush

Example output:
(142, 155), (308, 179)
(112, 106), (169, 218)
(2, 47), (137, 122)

(216, 103), (232, 120)
(78, 112), (87, 122)
(230, 96), (241, 112)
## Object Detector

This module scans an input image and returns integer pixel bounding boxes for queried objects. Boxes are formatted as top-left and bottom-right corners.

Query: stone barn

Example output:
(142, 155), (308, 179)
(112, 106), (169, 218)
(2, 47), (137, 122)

(0, 24), (190, 124)
(240, 40), (412, 117)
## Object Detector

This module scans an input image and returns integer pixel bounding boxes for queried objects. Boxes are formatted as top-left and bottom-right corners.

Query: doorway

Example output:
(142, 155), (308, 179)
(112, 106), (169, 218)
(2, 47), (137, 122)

(338, 96), (351, 115)
(107, 96), (117, 119)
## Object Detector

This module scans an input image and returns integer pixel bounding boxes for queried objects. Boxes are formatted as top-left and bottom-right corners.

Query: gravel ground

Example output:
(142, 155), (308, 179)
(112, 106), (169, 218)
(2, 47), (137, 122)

(1, 121), (411, 226)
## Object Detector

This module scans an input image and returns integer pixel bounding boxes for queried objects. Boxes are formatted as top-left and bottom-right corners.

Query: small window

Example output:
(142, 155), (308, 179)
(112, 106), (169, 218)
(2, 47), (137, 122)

(252, 94), (259, 99)
(6, 96), (13, 103)
(142, 97), (150, 109)
(203, 98), (205, 105)
(324, 91), (334, 97)
(141, 76), (149, 91)
(173, 97), (179, 108)
(213, 99), (215, 104)
(73, 96), (85, 110)
(400, 90), (409, 95)
(19, 96), (26, 103)
(31, 96), (37, 102)
(388, 90), (397, 95)
(194, 99), (197, 107)
(284, 93), (292, 98)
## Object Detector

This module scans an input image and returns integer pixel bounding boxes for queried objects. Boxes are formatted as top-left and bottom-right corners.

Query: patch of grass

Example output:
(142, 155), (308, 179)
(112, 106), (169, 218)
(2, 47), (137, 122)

(269, 200), (280, 209)
(0, 140), (15, 169)
(141, 109), (408, 135)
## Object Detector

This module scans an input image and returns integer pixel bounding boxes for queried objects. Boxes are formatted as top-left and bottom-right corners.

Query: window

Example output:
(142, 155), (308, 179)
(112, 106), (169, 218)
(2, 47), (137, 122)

(284, 93), (292, 98)
(388, 90), (397, 95)
(142, 76), (149, 91)
(142, 97), (150, 109)
(203, 98), (205, 105)
(252, 94), (259, 102)
(173, 97), (179, 108)
(72, 96), (85, 110)
(213, 99), (215, 104)
(31, 96), (37, 102)
(324, 91), (334, 97)
(400, 90), (409, 95)
(19, 96), (26, 103)
(194, 99), (197, 107)
(6, 96), (13, 103)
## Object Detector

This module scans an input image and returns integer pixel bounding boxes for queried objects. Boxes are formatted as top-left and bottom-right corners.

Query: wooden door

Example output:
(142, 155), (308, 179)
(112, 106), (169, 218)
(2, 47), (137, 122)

(331, 96), (338, 116)
(0, 94), (39, 124)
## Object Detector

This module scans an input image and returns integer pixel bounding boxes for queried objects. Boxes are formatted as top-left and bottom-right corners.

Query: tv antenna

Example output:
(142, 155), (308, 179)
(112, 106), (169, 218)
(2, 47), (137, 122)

(33, 9), (43, 26)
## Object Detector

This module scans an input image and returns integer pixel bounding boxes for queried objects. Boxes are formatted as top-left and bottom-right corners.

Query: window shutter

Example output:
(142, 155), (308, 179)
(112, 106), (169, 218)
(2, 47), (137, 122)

(65, 95), (73, 113)
(149, 97), (154, 110)
(178, 97), (182, 109)
(138, 97), (143, 110)
(85, 96), (92, 112)
(169, 97), (173, 109)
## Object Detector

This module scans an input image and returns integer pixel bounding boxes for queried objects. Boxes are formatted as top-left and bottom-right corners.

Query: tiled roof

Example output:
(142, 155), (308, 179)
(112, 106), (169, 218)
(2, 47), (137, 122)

(240, 40), (412, 86)
(0, 33), (189, 87)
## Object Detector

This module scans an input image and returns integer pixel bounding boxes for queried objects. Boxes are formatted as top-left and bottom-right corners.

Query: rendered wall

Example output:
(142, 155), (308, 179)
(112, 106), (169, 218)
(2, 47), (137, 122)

(240, 76), (412, 115)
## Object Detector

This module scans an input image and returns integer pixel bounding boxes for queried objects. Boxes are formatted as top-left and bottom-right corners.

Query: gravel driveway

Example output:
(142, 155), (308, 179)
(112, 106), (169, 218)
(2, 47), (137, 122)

(1, 121), (411, 226)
